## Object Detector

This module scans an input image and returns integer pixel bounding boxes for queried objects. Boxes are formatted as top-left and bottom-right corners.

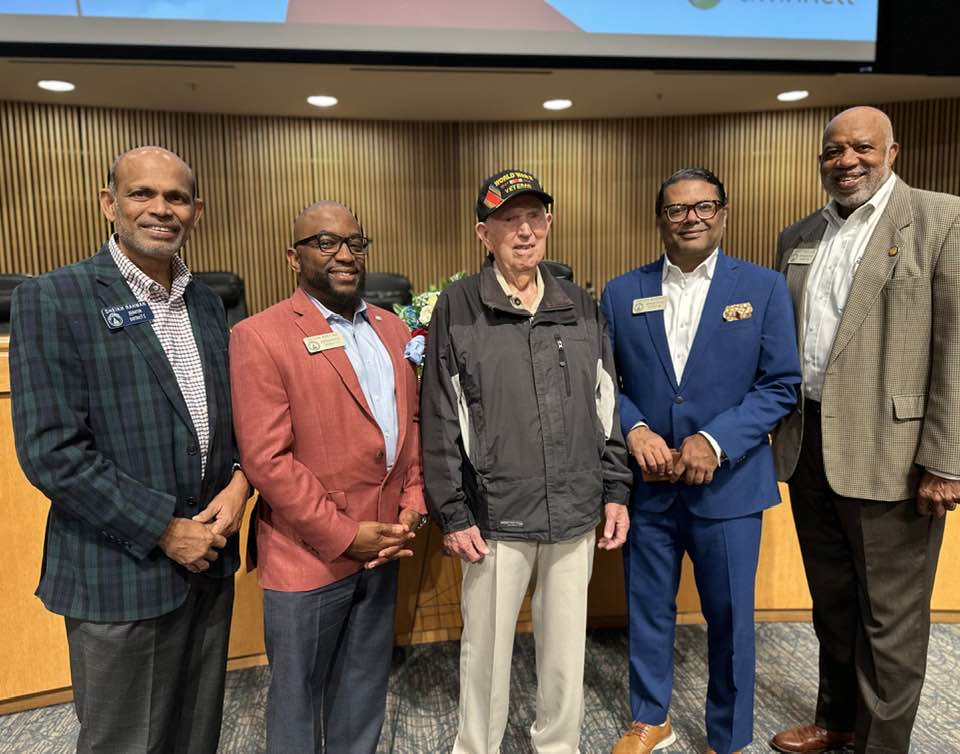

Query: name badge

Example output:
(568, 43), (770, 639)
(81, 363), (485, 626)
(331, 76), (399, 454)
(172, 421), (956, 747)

(101, 302), (155, 330)
(788, 247), (817, 265)
(632, 295), (668, 315)
(304, 332), (346, 354)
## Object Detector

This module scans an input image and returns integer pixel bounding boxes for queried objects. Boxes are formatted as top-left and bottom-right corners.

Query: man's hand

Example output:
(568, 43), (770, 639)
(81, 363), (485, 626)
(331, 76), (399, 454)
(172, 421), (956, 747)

(345, 521), (415, 569)
(626, 425), (674, 476)
(192, 470), (250, 537)
(443, 525), (489, 563)
(671, 434), (720, 486)
(597, 503), (629, 550)
(158, 517), (228, 573)
(364, 509), (425, 569)
(917, 471), (960, 518)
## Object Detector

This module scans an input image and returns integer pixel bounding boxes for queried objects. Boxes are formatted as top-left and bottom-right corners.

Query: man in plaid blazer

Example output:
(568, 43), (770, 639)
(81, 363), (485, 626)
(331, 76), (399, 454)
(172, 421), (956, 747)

(10, 146), (249, 754)
(771, 107), (960, 754)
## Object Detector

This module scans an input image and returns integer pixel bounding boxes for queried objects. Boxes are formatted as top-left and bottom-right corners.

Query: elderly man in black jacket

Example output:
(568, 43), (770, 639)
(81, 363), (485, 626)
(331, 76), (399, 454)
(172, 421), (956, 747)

(421, 168), (632, 754)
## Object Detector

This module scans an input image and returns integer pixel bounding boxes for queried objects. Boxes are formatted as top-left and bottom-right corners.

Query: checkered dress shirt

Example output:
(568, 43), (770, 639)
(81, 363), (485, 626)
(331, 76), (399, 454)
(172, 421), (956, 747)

(109, 237), (210, 474)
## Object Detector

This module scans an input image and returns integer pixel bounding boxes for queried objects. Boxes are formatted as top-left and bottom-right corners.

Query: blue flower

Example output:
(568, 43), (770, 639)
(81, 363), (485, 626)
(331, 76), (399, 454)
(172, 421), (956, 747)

(404, 334), (426, 365)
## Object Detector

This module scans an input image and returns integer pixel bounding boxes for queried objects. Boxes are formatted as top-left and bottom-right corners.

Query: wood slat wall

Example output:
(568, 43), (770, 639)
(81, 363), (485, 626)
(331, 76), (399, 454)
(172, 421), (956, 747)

(2, 98), (958, 310)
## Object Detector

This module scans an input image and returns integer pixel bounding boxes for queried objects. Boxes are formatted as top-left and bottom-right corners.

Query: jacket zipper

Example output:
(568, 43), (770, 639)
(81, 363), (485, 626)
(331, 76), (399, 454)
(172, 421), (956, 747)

(555, 334), (572, 396)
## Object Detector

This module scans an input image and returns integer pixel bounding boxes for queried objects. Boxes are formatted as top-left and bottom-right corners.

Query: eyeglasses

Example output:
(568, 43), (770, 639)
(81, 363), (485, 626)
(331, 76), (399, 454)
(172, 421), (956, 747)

(293, 232), (372, 256)
(661, 200), (725, 223)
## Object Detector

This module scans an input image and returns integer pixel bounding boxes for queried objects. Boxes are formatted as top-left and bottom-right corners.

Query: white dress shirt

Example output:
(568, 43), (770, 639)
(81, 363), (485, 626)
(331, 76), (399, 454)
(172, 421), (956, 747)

(802, 173), (896, 401)
(633, 249), (722, 461)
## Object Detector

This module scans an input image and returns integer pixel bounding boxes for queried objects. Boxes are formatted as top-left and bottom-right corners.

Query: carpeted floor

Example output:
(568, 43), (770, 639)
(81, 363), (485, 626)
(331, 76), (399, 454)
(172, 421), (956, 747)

(3, 623), (959, 753)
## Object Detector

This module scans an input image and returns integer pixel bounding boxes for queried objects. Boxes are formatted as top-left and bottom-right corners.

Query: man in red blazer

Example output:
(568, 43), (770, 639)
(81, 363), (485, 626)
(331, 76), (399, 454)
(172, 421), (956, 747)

(230, 200), (427, 754)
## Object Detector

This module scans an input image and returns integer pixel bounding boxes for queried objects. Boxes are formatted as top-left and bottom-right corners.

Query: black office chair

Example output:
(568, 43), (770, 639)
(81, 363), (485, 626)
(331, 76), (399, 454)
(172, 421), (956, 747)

(193, 272), (248, 328)
(0, 274), (31, 336)
(541, 260), (574, 282)
(363, 272), (413, 308)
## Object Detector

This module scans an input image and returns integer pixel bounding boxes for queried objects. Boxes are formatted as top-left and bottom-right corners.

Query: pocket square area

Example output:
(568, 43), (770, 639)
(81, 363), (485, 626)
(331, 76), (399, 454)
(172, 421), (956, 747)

(723, 302), (753, 321)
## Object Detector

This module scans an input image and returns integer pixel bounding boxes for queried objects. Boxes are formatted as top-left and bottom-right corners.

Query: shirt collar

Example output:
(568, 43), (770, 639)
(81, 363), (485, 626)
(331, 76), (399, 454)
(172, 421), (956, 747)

(306, 291), (368, 325)
(108, 235), (192, 298)
(662, 247), (719, 283)
(493, 260), (544, 313)
(822, 172), (897, 227)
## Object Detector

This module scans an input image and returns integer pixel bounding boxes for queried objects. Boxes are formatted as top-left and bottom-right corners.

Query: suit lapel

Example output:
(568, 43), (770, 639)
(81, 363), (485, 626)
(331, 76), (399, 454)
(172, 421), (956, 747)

(185, 284), (217, 455)
(678, 251), (740, 392)
(367, 308), (410, 457)
(783, 215), (828, 346)
(637, 261), (678, 390)
(828, 181), (910, 365)
(291, 288), (375, 421)
(93, 247), (195, 433)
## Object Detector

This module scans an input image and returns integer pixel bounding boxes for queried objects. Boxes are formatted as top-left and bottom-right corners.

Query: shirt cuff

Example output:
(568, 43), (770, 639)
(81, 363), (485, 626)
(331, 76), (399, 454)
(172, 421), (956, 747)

(698, 431), (724, 464)
(927, 468), (960, 481)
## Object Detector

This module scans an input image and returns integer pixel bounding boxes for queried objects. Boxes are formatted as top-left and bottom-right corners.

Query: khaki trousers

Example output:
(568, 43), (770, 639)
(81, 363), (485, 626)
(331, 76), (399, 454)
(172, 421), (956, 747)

(452, 530), (595, 754)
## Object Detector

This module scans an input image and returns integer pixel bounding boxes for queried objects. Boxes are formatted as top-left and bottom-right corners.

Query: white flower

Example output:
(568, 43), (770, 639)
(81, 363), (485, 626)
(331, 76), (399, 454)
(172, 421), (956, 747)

(419, 303), (435, 325)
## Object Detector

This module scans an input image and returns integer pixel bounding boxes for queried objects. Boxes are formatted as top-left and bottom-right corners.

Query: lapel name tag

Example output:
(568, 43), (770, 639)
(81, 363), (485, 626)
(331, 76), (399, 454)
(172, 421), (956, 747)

(304, 332), (346, 354)
(101, 302), (155, 330)
(632, 295), (668, 315)
(788, 247), (817, 265)
(723, 302), (753, 321)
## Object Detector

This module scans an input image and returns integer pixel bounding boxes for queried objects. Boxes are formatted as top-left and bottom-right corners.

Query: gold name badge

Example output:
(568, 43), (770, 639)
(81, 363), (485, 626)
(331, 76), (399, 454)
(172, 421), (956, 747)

(632, 295), (668, 315)
(788, 247), (817, 265)
(303, 332), (346, 354)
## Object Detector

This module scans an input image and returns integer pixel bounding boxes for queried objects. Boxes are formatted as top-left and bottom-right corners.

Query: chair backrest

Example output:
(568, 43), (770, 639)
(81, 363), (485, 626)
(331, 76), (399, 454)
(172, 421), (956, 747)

(541, 260), (574, 283)
(363, 272), (413, 308)
(193, 271), (249, 328)
(0, 274), (32, 336)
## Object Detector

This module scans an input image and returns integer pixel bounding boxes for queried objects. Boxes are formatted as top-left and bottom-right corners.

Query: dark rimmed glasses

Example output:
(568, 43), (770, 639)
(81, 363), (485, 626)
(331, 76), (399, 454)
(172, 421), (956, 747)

(293, 232), (372, 257)
(661, 200), (725, 223)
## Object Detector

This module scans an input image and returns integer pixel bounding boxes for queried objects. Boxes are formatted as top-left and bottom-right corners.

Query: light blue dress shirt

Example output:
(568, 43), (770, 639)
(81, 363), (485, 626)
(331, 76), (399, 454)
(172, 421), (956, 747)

(308, 295), (399, 470)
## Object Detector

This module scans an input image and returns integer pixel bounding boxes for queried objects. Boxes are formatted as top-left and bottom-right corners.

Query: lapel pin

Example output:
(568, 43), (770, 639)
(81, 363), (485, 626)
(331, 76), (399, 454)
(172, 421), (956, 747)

(888, 246), (899, 257)
(374, 314), (382, 321)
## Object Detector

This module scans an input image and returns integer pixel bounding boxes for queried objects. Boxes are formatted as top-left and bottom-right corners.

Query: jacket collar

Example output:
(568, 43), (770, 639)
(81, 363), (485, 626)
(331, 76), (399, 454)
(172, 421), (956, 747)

(478, 255), (576, 323)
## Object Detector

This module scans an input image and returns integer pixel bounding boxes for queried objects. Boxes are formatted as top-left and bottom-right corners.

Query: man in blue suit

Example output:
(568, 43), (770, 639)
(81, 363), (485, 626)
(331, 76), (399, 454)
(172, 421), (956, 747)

(602, 168), (801, 754)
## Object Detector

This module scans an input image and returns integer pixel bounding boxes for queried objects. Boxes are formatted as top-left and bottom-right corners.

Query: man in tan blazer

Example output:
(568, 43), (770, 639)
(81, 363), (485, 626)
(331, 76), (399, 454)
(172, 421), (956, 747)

(230, 201), (427, 753)
(771, 106), (960, 754)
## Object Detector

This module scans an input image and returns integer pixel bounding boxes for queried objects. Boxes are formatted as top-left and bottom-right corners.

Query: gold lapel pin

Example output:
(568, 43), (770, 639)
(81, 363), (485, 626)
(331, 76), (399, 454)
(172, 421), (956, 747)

(888, 246), (899, 257)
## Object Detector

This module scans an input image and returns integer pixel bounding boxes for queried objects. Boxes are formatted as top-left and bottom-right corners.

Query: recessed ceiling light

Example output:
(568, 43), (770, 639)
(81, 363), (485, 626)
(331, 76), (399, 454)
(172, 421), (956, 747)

(543, 98), (573, 111)
(37, 80), (75, 93)
(777, 89), (809, 103)
(307, 95), (338, 108)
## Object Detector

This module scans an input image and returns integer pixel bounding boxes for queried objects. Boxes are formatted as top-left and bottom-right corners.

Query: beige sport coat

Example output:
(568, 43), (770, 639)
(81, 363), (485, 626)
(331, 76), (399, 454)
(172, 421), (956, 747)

(773, 177), (960, 501)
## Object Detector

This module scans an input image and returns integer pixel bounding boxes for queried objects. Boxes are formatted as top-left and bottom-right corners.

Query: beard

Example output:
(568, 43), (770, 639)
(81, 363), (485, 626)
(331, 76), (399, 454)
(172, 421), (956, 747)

(305, 264), (365, 314)
(823, 167), (889, 211)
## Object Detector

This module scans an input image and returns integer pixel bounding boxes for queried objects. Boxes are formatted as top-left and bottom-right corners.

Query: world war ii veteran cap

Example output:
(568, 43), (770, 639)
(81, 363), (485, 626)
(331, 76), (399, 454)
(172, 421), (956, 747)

(476, 169), (553, 222)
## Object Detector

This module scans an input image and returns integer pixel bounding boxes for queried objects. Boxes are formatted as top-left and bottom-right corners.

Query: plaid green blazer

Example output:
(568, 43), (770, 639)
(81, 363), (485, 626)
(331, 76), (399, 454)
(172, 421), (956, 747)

(10, 244), (240, 622)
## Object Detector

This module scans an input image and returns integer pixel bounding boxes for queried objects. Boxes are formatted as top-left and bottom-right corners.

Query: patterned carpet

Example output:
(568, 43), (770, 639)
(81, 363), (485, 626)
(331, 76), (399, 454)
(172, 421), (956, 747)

(3, 623), (959, 753)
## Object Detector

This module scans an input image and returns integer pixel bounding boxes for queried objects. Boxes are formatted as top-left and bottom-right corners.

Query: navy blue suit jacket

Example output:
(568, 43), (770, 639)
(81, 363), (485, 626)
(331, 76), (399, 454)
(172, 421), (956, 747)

(601, 251), (801, 519)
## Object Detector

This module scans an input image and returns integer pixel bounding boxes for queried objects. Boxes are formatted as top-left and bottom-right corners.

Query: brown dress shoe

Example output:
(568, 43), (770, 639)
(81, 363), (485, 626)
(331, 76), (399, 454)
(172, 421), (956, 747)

(611, 714), (677, 753)
(770, 724), (855, 752)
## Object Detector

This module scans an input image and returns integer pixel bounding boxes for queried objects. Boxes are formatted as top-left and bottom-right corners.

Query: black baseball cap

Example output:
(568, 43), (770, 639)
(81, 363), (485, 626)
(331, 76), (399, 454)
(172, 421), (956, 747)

(476, 169), (553, 222)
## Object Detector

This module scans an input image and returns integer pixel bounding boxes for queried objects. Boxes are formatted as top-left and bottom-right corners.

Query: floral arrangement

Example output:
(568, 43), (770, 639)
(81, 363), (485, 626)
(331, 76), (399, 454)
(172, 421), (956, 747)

(396, 271), (467, 374)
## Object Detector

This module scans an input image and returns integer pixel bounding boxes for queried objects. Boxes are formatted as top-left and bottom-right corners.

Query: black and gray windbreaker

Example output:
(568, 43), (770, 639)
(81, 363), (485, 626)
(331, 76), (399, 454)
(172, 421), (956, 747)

(420, 257), (631, 543)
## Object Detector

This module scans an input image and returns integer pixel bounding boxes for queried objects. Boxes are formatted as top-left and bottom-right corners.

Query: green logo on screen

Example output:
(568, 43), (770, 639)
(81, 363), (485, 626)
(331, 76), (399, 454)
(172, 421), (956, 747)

(689, 0), (721, 8)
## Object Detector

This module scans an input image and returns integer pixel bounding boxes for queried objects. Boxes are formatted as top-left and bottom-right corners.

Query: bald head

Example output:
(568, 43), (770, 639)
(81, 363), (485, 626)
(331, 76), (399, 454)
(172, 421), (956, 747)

(108, 146), (196, 198)
(292, 200), (359, 243)
(822, 106), (896, 151)
(819, 106), (899, 217)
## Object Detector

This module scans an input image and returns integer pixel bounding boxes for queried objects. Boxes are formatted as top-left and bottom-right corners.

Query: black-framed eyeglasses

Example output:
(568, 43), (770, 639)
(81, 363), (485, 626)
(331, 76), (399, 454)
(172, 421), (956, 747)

(293, 232), (372, 256)
(661, 200), (725, 223)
